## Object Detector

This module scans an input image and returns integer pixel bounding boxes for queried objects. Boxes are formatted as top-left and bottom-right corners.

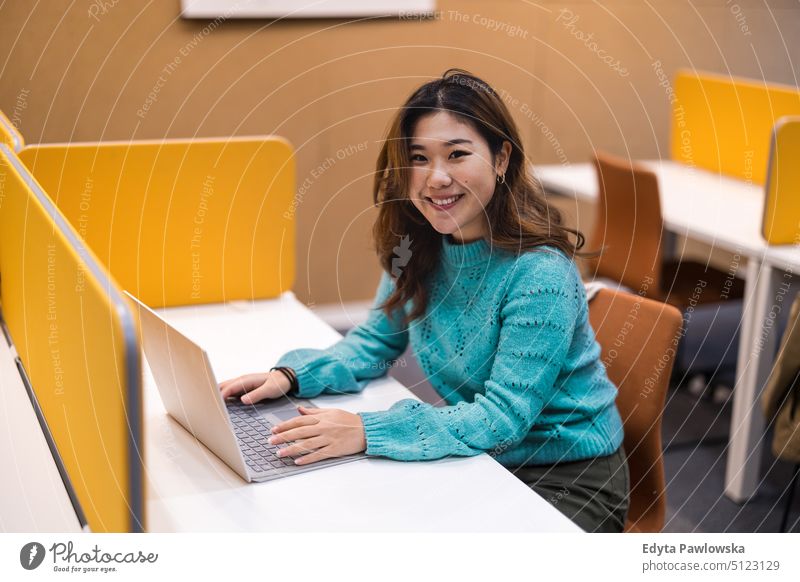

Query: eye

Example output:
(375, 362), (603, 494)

(410, 154), (428, 163)
(449, 149), (470, 159)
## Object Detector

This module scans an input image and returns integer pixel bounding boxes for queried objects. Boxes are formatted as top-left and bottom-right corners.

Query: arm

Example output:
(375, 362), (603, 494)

(274, 270), (409, 398)
(358, 252), (580, 461)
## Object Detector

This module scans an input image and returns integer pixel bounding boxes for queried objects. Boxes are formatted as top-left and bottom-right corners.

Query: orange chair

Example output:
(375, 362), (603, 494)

(589, 287), (683, 532)
(587, 151), (744, 309)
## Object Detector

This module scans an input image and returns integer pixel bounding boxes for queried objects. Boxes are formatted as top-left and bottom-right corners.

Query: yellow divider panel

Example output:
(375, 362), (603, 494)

(0, 145), (143, 532)
(671, 71), (800, 185)
(762, 117), (800, 245)
(19, 137), (296, 308)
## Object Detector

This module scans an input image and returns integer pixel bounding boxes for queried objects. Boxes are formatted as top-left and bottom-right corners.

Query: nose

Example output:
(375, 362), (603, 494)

(426, 164), (452, 189)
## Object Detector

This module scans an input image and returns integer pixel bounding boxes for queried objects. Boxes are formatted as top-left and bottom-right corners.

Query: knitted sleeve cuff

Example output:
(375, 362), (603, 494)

(274, 348), (354, 399)
(358, 399), (423, 459)
(358, 411), (393, 457)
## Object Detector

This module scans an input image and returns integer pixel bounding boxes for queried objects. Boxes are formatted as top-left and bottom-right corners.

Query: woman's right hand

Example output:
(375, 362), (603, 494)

(219, 371), (292, 404)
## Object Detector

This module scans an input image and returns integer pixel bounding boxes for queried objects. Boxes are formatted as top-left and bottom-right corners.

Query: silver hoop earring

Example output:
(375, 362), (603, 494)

(497, 173), (506, 184)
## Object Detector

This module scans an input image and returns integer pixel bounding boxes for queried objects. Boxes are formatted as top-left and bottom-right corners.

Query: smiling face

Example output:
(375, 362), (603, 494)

(408, 111), (510, 243)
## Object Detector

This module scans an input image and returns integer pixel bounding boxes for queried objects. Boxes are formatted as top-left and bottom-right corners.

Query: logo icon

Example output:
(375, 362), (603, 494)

(391, 235), (413, 278)
(20, 542), (46, 570)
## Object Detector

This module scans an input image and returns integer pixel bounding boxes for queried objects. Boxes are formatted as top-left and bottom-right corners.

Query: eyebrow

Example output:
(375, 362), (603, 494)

(409, 138), (473, 150)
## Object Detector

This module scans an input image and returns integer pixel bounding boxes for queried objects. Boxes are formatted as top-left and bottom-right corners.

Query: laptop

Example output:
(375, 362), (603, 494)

(124, 291), (366, 482)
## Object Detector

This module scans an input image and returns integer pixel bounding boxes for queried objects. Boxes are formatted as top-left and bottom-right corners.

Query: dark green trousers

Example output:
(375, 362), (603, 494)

(510, 447), (630, 532)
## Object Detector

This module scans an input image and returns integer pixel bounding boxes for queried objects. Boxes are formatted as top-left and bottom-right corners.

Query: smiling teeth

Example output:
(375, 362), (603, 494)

(431, 195), (461, 206)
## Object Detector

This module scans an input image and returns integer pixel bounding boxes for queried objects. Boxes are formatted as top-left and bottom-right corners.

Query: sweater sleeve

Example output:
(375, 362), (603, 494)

(274, 270), (409, 398)
(358, 251), (580, 461)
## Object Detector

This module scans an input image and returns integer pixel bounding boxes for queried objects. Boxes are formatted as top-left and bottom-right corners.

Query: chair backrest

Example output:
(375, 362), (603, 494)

(588, 151), (665, 298)
(588, 287), (682, 533)
(762, 116), (800, 245)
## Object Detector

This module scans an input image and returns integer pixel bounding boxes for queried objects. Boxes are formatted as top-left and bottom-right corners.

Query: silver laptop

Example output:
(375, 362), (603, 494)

(125, 291), (366, 482)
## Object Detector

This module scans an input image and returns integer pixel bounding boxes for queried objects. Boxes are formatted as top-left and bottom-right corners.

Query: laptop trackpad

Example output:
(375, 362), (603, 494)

(270, 408), (302, 422)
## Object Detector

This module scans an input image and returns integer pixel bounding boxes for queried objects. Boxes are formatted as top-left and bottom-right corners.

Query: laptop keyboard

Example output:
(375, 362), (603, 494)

(227, 402), (297, 472)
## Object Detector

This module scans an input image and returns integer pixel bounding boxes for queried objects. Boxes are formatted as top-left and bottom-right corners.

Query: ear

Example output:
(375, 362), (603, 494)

(495, 141), (512, 177)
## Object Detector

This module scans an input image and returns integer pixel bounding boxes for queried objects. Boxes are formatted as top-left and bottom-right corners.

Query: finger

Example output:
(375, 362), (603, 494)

(219, 375), (246, 390)
(221, 384), (247, 399)
(221, 380), (245, 399)
(277, 436), (328, 458)
(298, 406), (327, 415)
(220, 374), (263, 398)
(272, 415), (320, 433)
(267, 425), (321, 445)
(293, 445), (337, 466)
(239, 383), (275, 404)
(219, 377), (240, 396)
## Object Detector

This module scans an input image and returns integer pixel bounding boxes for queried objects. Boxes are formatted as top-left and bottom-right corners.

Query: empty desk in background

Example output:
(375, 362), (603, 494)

(535, 160), (780, 503)
(144, 292), (581, 532)
(536, 161), (765, 254)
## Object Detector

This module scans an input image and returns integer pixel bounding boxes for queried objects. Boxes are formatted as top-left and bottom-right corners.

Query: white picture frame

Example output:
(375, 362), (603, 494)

(181, 0), (436, 19)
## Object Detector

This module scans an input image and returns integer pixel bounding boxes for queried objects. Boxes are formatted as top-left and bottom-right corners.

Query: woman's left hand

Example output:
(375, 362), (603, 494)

(268, 406), (366, 465)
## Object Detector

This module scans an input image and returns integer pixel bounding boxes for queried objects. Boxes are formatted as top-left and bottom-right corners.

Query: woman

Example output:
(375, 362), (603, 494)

(220, 69), (629, 532)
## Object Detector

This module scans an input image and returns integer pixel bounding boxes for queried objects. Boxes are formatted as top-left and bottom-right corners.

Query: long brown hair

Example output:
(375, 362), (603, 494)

(373, 69), (585, 322)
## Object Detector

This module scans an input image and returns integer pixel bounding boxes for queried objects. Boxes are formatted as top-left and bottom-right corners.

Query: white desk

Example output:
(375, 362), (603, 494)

(144, 293), (581, 532)
(537, 161), (765, 255)
(536, 160), (799, 503)
(0, 339), (83, 532)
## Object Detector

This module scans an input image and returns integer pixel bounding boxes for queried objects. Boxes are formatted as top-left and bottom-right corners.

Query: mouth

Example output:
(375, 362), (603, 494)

(425, 193), (465, 211)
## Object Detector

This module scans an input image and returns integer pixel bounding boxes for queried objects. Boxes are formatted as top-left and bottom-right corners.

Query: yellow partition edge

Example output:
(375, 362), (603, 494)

(0, 145), (144, 532)
(19, 136), (296, 308)
(0, 109), (25, 152)
(671, 70), (800, 185)
(762, 116), (800, 245)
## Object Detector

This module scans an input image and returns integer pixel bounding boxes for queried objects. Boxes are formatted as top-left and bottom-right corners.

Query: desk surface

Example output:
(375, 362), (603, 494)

(144, 293), (581, 532)
(537, 160), (775, 259)
(0, 339), (82, 532)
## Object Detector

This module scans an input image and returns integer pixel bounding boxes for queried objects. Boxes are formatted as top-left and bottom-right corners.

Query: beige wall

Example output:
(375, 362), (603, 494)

(2, 0), (798, 304)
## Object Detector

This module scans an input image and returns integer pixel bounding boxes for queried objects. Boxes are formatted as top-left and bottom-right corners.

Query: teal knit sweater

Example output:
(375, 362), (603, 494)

(275, 235), (624, 467)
